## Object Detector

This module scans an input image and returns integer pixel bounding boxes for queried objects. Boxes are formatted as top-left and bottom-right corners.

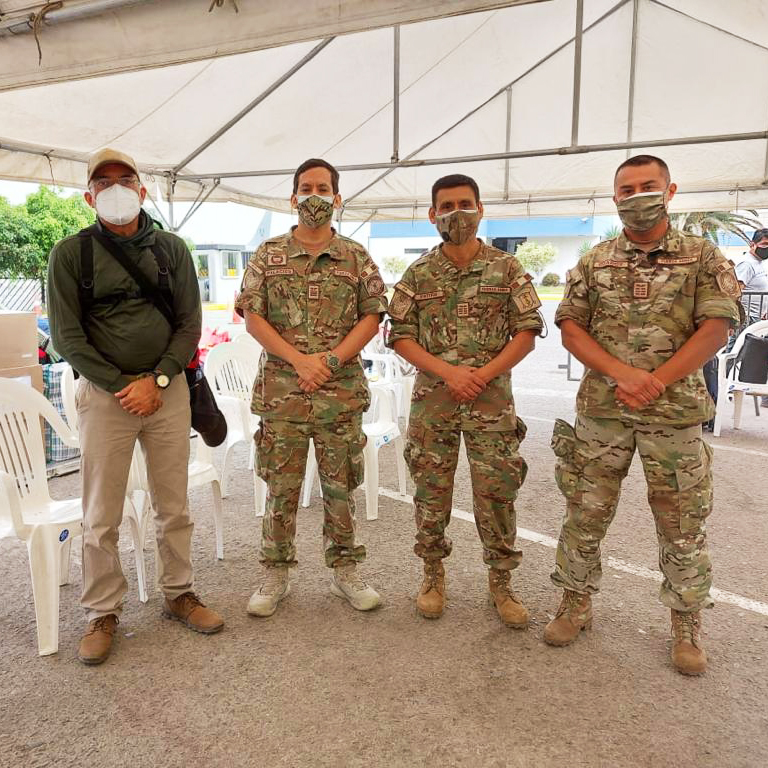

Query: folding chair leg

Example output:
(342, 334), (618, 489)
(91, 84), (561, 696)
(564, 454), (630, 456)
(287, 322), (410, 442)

(58, 536), (72, 586)
(302, 447), (318, 508)
(211, 480), (224, 561)
(753, 395), (760, 417)
(220, 443), (237, 498)
(733, 391), (744, 429)
(363, 442), (379, 521)
(27, 527), (62, 656)
(126, 505), (149, 604)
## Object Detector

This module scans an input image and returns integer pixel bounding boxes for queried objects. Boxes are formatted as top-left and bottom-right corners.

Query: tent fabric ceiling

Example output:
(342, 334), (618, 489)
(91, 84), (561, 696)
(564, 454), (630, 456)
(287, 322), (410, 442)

(1, 0), (768, 221)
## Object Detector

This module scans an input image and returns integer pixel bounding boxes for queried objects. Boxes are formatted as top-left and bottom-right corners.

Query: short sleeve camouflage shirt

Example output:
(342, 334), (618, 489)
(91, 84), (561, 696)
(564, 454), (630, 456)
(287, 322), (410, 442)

(555, 227), (741, 425)
(235, 228), (388, 422)
(388, 242), (543, 431)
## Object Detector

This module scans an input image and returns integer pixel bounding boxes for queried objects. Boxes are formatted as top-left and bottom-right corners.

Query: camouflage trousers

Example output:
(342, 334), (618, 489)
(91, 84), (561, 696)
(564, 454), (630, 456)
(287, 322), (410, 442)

(404, 422), (527, 569)
(550, 414), (714, 611)
(255, 415), (366, 568)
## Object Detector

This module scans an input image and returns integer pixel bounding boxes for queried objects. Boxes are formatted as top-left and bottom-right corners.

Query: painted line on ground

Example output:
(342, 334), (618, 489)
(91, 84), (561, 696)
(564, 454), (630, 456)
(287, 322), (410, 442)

(378, 487), (768, 617)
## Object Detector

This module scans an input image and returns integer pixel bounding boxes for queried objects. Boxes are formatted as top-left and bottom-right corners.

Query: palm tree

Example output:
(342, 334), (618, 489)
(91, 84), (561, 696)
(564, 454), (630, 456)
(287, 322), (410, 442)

(669, 210), (763, 244)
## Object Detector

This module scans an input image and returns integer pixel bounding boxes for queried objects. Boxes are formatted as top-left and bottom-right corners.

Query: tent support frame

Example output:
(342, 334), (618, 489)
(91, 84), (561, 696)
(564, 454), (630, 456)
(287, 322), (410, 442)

(625, 0), (640, 156)
(570, 0), (584, 146)
(175, 129), (768, 181)
(503, 86), (512, 200)
(392, 25), (401, 163)
(171, 37), (335, 174)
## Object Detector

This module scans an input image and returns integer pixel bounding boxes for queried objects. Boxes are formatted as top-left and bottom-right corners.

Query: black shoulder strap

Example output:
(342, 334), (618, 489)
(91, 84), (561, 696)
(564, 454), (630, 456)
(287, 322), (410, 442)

(77, 227), (95, 313)
(88, 228), (176, 329)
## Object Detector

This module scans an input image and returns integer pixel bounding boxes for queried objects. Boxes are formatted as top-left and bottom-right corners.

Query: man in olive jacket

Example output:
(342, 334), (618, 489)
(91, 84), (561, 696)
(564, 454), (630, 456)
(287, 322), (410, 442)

(47, 148), (223, 665)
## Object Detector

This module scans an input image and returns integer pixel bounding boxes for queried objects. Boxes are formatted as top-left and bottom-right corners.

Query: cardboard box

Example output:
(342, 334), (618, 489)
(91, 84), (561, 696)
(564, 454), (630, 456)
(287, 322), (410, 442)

(0, 311), (38, 369)
(0, 363), (44, 393)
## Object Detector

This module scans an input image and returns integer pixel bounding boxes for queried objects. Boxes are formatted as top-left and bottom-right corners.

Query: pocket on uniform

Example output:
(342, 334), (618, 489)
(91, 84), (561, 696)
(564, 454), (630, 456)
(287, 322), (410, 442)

(651, 270), (688, 314)
(515, 416), (528, 444)
(675, 442), (713, 534)
(404, 423), (426, 473)
(316, 274), (357, 330)
(253, 423), (272, 482)
(551, 418), (579, 499)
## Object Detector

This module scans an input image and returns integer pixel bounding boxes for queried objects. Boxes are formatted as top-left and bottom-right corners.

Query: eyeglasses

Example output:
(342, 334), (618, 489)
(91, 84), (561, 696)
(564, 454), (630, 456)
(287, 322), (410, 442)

(90, 175), (140, 192)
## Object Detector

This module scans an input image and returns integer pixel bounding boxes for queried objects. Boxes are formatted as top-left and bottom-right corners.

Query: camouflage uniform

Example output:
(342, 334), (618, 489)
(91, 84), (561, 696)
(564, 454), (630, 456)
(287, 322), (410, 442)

(552, 228), (741, 611)
(235, 229), (387, 568)
(388, 243), (543, 568)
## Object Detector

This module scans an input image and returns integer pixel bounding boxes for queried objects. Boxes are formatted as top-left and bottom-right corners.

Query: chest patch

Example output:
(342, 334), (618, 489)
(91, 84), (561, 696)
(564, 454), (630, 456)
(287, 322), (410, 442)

(457, 302), (470, 317)
(308, 284), (320, 300)
(265, 267), (294, 277)
(415, 290), (445, 302)
(633, 282), (649, 299)
(334, 269), (358, 284)
(594, 259), (630, 269)
(480, 285), (511, 294)
(267, 253), (288, 266)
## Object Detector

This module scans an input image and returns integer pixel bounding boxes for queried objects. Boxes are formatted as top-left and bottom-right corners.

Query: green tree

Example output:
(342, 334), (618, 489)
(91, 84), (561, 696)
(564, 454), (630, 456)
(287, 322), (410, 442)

(514, 241), (557, 278)
(0, 187), (94, 303)
(381, 254), (409, 281)
(670, 210), (762, 244)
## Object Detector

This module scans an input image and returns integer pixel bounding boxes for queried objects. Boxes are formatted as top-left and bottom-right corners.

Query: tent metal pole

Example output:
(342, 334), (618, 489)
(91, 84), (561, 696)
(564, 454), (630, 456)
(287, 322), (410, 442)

(625, 0), (640, 157)
(174, 130), (768, 180)
(167, 177), (175, 232)
(176, 180), (221, 231)
(341, 0), (631, 207)
(571, 0), (584, 146)
(504, 86), (512, 200)
(171, 37), (334, 174)
(392, 25), (401, 163)
(143, 190), (172, 230)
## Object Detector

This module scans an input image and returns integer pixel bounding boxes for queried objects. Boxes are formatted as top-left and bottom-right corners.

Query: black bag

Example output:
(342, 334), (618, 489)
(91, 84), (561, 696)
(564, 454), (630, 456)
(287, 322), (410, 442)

(184, 366), (228, 447)
(79, 227), (228, 446)
(736, 333), (768, 384)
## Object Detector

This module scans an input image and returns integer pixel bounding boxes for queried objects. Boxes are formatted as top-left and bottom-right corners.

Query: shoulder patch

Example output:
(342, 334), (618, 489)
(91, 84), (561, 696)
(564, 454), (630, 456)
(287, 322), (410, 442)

(364, 273), (386, 296)
(389, 289), (415, 321)
(512, 283), (542, 313)
(393, 281), (415, 298)
(716, 268), (741, 298)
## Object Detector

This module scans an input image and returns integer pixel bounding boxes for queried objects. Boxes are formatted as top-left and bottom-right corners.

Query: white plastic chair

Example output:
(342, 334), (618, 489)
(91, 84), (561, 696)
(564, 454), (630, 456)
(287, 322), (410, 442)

(0, 377), (83, 656)
(714, 319), (768, 436)
(361, 341), (415, 425)
(204, 341), (266, 517)
(302, 381), (408, 520)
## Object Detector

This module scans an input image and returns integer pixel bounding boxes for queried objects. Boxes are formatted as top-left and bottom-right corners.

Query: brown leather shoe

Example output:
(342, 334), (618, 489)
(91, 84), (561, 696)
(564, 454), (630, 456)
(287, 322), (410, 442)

(416, 560), (445, 619)
(544, 589), (592, 646)
(488, 569), (529, 629)
(671, 609), (707, 676)
(162, 592), (224, 634)
(78, 614), (119, 665)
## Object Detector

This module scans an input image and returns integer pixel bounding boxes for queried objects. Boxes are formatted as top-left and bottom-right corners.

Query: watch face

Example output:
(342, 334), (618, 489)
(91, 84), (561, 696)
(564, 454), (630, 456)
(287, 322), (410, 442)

(156, 373), (171, 389)
(327, 355), (340, 370)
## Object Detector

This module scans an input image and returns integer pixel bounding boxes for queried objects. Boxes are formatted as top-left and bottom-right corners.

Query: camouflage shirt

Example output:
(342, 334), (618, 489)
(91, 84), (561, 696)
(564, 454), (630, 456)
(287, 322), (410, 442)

(388, 242), (543, 431)
(555, 227), (741, 426)
(235, 228), (387, 422)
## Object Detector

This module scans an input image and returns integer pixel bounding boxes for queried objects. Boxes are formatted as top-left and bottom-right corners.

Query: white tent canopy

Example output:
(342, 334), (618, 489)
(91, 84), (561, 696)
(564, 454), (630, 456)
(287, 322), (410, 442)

(1, 0), (768, 223)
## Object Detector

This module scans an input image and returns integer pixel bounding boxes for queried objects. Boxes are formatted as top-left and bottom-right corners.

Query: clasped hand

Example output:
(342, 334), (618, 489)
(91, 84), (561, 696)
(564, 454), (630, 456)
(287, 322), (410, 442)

(293, 352), (332, 393)
(444, 365), (487, 403)
(614, 367), (666, 410)
(115, 377), (163, 417)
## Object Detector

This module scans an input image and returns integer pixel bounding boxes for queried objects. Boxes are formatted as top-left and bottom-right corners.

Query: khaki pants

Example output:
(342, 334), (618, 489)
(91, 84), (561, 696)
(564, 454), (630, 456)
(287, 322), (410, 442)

(77, 374), (193, 622)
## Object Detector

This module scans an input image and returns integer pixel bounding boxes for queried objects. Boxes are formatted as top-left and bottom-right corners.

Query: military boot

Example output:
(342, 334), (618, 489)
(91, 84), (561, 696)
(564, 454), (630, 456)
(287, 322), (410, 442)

(247, 566), (290, 617)
(416, 560), (445, 619)
(544, 589), (592, 646)
(488, 568), (529, 629)
(671, 609), (707, 676)
(330, 564), (381, 611)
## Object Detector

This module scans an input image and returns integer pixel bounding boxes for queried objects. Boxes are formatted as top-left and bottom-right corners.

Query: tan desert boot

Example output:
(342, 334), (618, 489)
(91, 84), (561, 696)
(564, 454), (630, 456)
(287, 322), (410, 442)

(416, 560), (445, 619)
(671, 609), (707, 676)
(78, 614), (119, 665)
(544, 589), (592, 646)
(163, 592), (224, 634)
(489, 568), (529, 629)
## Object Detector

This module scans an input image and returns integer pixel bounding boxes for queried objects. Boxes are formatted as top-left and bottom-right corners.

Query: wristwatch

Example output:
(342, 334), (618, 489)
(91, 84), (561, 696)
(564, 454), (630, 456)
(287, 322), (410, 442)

(153, 370), (171, 389)
(325, 353), (342, 372)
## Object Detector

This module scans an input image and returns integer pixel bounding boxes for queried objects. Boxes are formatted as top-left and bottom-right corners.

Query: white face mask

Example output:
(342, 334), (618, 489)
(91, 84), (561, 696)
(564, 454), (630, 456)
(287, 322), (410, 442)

(94, 184), (142, 226)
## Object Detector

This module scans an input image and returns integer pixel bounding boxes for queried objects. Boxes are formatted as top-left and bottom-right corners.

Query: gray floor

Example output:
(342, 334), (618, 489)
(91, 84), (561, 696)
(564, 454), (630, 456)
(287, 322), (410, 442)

(2, 300), (767, 768)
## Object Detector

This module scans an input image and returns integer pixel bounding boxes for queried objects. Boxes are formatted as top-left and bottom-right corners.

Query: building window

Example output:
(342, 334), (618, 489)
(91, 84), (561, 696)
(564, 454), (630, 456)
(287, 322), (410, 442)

(241, 251), (254, 270)
(221, 250), (241, 278)
(194, 253), (209, 278)
(491, 237), (527, 254)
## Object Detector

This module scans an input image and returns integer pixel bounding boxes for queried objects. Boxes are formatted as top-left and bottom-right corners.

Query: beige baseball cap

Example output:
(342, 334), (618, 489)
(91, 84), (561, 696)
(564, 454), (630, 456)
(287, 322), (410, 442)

(87, 147), (140, 183)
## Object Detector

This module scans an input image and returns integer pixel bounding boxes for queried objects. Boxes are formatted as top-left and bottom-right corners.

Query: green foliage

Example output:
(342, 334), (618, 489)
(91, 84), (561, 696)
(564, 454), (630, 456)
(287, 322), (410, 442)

(540, 271), (561, 286)
(0, 186), (94, 283)
(381, 254), (409, 280)
(602, 225), (621, 240)
(669, 210), (762, 244)
(514, 241), (557, 276)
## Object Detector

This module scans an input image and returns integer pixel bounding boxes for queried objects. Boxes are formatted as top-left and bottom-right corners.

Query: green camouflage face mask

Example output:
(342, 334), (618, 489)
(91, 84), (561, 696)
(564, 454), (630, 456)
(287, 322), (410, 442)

(297, 194), (335, 228)
(435, 209), (480, 245)
(616, 191), (668, 232)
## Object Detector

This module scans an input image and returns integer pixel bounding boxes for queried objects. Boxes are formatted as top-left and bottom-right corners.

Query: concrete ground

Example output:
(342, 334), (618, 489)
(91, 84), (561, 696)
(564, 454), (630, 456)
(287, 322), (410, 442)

(2, 300), (768, 768)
